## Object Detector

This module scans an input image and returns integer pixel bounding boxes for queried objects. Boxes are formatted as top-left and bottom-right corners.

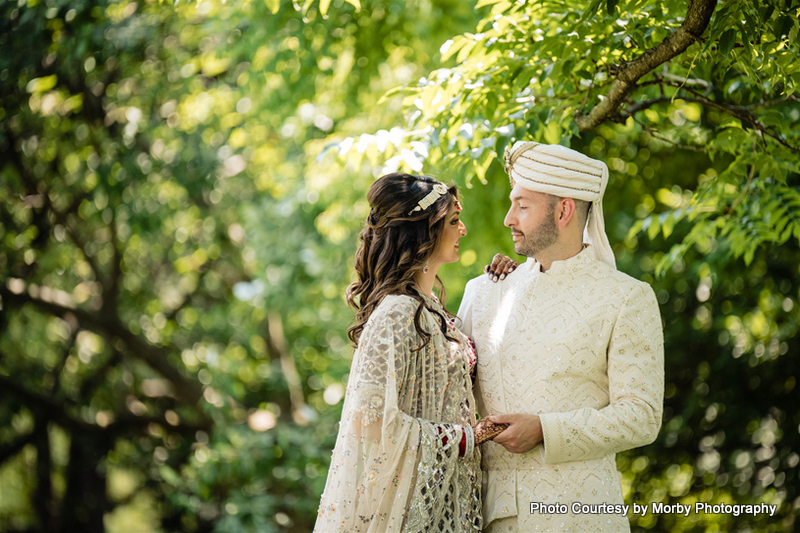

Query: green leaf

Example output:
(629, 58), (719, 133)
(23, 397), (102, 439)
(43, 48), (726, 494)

(377, 85), (403, 104)
(773, 15), (793, 40)
(319, 0), (331, 15)
(526, 117), (541, 136)
(627, 219), (644, 241)
(541, 62), (555, 81)
(661, 211), (679, 239)
(774, 216), (790, 239)
(264, 0), (279, 14)
(578, 0), (604, 23)
(760, 4), (775, 23)
(712, 127), (750, 154)
(719, 29), (736, 56)
(26, 75), (58, 94)
(543, 119), (561, 144)
(743, 246), (755, 265)
(159, 465), (183, 487)
(647, 214), (661, 240)
(606, 0), (619, 16)
(738, 22), (754, 57)
(785, 223), (800, 244)
(485, 92), (498, 119)
(440, 37), (467, 61)
(789, 21), (799, 46)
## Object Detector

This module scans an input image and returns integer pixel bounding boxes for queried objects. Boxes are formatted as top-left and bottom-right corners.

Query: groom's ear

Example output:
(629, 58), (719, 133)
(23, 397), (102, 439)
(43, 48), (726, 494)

(556, 198), (576, 227)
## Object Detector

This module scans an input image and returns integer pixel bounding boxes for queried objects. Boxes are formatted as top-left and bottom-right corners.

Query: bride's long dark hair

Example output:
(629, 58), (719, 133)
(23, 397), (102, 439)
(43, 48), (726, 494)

(346, 173), (460, 349)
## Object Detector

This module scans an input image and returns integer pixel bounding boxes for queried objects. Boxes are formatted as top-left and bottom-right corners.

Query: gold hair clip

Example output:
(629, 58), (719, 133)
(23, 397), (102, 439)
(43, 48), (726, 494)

(408, 182), (448, 215)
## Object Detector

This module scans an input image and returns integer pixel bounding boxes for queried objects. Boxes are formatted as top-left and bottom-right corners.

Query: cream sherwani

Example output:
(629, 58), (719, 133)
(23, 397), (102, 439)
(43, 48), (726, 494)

(458, 246), (664, 532)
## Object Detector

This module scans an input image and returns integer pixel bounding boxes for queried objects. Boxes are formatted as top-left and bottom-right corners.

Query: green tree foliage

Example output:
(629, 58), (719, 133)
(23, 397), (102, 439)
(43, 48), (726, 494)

(342, 0), (800, 271)
(1, 0), (798, 531)
(1, 0), (477, 530)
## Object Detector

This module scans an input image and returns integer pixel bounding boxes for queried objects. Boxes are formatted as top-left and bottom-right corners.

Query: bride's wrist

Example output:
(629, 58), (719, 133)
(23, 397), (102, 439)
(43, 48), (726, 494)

(461, 426), (474, 457)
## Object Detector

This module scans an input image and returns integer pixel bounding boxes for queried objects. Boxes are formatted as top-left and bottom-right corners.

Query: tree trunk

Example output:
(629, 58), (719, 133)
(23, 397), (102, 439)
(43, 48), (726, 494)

(58, 432), (111, 533)
(32, 420), (56, 533)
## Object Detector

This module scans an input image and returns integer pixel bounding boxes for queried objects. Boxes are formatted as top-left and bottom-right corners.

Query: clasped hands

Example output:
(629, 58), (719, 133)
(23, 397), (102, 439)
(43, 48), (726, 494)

(473, 413), (543, 454)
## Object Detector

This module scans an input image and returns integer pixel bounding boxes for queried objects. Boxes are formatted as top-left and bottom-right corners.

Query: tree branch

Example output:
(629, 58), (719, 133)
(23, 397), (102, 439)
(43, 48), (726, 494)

(660, 81), (800, 155)
(50, 319), (80, 396)
(3, 126), (123, 309)
(623, 96), (676, 117)
(0, 373), (210, 445)
(574, 0), (717, 131)
(264, 311), (308, 425)
(2, 129), (53, 278)
(727, 94), (800, 112)
(164, 261), (218, 322)
(107, 412), (211, 435)
(728, 139), (759, 216)
(0, 375), (97, 435)
(658, 69), (712, 92)
(623, 84), (800, 155)
(0, 287), (206, 408)
(0, 430), (37, 467)
(632, 116), (707, 153)
(32, 418), (55, 530)
(58, 215), (106, 288)
(106, 207), (122, 312)
(78, 349), (123, 399)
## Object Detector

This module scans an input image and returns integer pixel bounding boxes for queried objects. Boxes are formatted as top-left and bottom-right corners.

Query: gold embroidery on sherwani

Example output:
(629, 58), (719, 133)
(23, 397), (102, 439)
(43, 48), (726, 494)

(315, 294), (482, 533)
(459, 246), (664, 532)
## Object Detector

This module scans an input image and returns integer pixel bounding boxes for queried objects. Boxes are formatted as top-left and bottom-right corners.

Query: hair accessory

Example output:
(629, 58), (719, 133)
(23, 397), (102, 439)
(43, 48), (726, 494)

(408, 182), (448, 215)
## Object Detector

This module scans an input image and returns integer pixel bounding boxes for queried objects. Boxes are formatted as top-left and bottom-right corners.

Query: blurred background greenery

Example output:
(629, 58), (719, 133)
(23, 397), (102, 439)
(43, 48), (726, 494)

(0, 0), (798, 531)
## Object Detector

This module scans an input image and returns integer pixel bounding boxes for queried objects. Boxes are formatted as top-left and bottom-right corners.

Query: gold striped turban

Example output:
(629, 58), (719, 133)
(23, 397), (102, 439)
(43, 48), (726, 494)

(504, 141), (616, 269)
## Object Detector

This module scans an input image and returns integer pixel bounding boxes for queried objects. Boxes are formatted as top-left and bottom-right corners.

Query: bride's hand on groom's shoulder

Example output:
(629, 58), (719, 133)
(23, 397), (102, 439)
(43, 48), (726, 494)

(486, 413), (543, 454)
(484, 253), (518, 282)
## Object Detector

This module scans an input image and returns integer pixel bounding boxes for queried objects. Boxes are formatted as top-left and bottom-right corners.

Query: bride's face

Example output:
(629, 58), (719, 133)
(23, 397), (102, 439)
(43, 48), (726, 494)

(431, 202), (467, 265)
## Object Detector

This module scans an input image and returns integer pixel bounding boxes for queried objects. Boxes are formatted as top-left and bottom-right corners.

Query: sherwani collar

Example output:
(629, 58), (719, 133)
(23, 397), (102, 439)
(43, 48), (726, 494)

(523, 243), (595, 275)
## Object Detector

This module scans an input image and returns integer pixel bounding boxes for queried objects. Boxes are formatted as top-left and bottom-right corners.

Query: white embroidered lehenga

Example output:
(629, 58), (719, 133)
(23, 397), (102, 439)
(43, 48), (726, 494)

(314, 294), (482, 533)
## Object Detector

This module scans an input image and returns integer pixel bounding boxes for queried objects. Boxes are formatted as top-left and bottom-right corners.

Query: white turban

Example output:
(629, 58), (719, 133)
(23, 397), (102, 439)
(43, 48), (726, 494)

(504, 141), (616, 269)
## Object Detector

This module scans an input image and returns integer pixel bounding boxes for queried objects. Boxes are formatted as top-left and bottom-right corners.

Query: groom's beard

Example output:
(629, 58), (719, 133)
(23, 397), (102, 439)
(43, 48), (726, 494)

(514, 207), (558, 258)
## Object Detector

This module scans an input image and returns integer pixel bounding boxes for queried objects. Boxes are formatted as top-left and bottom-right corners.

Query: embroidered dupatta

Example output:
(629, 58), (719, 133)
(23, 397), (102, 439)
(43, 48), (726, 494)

(315, 294), (482, 532)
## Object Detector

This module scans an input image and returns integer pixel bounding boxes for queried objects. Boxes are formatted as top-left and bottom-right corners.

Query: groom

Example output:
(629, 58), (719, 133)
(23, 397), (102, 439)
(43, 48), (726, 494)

(459, 142), (664, 532)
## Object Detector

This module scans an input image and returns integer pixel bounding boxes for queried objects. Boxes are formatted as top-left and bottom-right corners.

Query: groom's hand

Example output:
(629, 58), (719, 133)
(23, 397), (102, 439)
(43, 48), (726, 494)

(488, 414), (543, 454)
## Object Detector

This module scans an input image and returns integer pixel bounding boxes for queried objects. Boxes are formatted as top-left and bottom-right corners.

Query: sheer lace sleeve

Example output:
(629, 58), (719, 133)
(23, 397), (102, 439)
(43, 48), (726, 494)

(315, 295), (480, 533)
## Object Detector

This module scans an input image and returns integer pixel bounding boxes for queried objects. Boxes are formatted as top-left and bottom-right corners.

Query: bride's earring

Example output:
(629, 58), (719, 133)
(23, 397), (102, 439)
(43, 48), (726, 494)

(423, 262), (429, 273)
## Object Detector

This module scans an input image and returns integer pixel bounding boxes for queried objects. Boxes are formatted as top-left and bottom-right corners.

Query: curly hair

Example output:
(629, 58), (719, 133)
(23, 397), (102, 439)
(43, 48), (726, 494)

(346, 173), (460, 349)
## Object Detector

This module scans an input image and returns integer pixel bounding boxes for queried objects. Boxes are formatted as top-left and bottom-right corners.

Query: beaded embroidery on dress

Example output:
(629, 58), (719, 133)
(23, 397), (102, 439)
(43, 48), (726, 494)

(314, 294), (482, 533)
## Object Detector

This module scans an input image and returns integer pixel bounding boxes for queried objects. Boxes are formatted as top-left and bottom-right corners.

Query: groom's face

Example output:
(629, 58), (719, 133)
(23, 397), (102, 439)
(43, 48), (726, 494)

(504, 184), (559, 258)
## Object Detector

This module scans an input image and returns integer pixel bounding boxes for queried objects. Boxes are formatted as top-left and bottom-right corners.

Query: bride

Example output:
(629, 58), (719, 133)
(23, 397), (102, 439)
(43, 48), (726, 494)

(314, 173), (513, 532)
